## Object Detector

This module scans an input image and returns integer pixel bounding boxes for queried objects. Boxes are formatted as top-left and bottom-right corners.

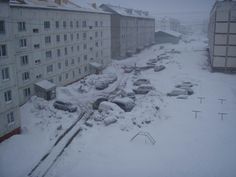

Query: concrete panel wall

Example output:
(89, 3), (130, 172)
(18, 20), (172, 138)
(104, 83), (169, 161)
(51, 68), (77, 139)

(229, 35), (236, 45)
(216, 11), (229, 21)
(213, 56), (226, 67)
(230, 23), (236, 33)
(215, 34), (227, 44)
(231, 10), (236, 21)
(215, 23), (228, 33)
(214, 46), (227, 56)
(228, 46), (236, 56)
(227, 57), (236, 67)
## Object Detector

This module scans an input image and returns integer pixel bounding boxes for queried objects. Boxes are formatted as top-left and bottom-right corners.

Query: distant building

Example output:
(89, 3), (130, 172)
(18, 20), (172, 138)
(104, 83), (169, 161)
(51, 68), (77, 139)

(155, 30), (181, 44)
(0, 0), (111, 142)
(100, 4), (155, 59)
(208, 0), (236, 71)
(156, 17), (181, 33)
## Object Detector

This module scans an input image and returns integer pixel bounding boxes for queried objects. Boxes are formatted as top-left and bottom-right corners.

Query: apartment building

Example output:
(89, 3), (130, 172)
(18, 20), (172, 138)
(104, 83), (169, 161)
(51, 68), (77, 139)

(100, 4), (155, 59)
(0, 0), (111, 142)
(208, 0), (236, 71)
(0, 1), (21, 142)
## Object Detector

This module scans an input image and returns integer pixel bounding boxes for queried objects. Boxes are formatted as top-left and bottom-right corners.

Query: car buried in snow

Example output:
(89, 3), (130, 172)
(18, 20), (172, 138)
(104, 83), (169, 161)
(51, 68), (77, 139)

(53, 100), (77, 112)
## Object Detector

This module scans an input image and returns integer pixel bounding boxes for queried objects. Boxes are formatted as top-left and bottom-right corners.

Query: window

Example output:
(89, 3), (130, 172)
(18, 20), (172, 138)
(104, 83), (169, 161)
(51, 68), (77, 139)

(73, 71), (75, 78)
(70, 21), (73, 28)
(0, 20), (5, 33)
(71, 59), (74, 65)
(34, 44), (40, 49)
(44, 21), (50, 29)
(82, 21), (87, 28)
(95, 42), (98, 47)
(64, 47), (67, 55)
(83, 44), (87, 50)
(59, 75), (62, 82)
(77, 33), (79, 40)
(46, 51), (52, 59)
(78, 68), (81, 74)
(23, 87), (31, 97)
(83, 55), (87, 61)
(65, 73), (69, 79)
(0, 44), (7, 56)
(33, 28), (39, 33)
(57, 49), (61, 57)
(76, 21), (79, 28)
(70, 33), (73, 41)
(4, 90), (12, 103)
(101, 31), (103, 37)
(71, 46), (73, 52)
(18, 22), (26, 31)
(77, 45), (80, 51)
(64, 34), (67, 41)
(83, 32), (87, 40)
(95, 21), (98, 27)
(56, 35), (60, 42)
(58, 62), (61, 69)
(95, 31), (98, 38)
(55, 21), (59, 28)
(78, 57), (80, 63)
(7, 112), (14, 125)
(45, 36), (51, 44)
(63, 21), (66, 28)
(2, 67), (10, 80)
(65, 59), (68, 67)
(47, 65), (53, 73)
(19, 39), (27, 48)
(100, 21), (103, 27)
(84, 66), (87, 72)
(35, 59), (41, 64)
(36, 74), (42, 79)
(21, 55), (28, 65)
(22, 71), (30, 81)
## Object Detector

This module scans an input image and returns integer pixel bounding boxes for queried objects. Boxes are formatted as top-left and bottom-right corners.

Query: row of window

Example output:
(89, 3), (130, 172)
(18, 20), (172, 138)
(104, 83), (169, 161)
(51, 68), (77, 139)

(0, 20), (104, 35)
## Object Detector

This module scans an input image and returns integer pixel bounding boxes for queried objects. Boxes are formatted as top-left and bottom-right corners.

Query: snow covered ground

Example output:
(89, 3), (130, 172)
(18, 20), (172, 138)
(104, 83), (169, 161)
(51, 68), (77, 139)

(1, 34), (236, 177)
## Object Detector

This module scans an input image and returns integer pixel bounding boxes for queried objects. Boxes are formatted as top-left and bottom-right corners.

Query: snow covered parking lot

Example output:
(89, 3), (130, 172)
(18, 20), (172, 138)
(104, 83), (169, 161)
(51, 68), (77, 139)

(1, 34), (236, 177)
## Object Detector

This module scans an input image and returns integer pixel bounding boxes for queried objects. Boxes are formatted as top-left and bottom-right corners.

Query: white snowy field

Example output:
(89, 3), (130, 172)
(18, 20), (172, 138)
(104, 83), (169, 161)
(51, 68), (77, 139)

(0, 34), (236, 177)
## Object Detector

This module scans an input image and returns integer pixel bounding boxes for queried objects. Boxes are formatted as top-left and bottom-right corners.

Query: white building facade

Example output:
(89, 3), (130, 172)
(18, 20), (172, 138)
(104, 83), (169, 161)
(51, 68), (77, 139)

(100, 4), (155, 59)
(208, 0), (236, 71)
(0, 0), (111, 142)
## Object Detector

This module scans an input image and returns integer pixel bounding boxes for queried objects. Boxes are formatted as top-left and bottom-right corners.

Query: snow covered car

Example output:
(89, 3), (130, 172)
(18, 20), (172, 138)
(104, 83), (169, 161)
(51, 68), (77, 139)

(133, 79), (151, 86)
(92, 97), (108, 110)
(154, 65), (166, 72)
(133, 86), (154, 94)
(112, 97), (135, 112)
(95, 81), (109, 90)
(53, 101), (77, 112)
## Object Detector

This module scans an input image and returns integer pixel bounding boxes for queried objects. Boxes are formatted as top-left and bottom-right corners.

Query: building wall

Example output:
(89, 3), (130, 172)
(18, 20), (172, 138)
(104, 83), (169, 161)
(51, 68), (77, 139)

(0, 2), (111, 140)
(0, 2), (21, 140)
(9, 6), (111, 105)
(208, 1), (236, 71)
(112, 15), (155, 59)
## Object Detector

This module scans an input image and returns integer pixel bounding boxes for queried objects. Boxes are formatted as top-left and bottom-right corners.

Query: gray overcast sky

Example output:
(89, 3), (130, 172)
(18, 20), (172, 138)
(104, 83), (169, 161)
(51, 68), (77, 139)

(76, 0), (216, 24)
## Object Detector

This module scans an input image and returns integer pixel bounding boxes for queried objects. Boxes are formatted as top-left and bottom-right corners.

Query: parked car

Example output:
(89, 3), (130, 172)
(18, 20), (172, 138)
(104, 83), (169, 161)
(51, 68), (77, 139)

(133, 86), (154, 94)
(112, 97), (135, 112)
(53, 101), (77, 112)
(92, 97), (108, 110)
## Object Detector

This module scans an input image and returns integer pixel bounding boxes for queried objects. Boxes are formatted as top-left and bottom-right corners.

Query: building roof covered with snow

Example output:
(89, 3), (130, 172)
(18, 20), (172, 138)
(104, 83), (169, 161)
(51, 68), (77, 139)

(100, 4), (153, 19)
(155, 30), (182, 38)
(8, 0), (110, 14)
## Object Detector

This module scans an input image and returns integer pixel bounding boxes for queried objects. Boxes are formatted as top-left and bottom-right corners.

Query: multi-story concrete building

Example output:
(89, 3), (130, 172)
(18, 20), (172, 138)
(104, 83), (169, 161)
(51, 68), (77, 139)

(0, 1), (21, 142)
(100, 4), (155, 59)
(156, 17), (181, 33)
(208, 0), (236, 71)
(0, 0), (111, 142)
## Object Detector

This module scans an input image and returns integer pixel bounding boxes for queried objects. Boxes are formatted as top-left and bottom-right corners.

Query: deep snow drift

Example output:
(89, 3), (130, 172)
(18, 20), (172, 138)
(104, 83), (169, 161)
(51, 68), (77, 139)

(0, 34), (236, 177)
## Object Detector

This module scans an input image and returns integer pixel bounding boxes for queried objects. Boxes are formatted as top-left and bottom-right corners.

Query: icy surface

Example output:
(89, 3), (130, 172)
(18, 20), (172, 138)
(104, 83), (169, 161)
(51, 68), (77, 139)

(1, 34), (236, 177)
